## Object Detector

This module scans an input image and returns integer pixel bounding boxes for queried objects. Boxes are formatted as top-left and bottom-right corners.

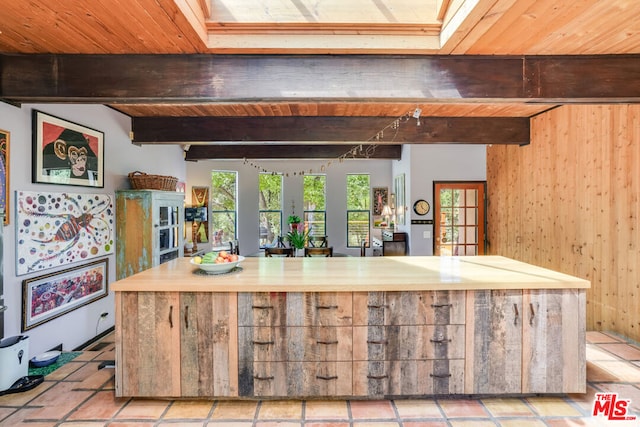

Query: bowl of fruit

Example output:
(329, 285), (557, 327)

(190, 250), (244, 275)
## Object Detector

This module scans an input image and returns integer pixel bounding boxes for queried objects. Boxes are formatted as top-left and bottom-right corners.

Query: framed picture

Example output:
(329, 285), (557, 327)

(32, 110), (104, 188)
(15, 190), (114, 276)
(22, 258), (109, 331)
(0, 128), (9, 225)
(372, 187), (388, 216)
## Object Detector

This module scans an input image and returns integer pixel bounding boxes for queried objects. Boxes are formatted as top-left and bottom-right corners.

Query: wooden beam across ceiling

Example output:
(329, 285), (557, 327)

(131, 116), (530, 145)
(2, 54), (640, 103)
(185, 144), (403, 160)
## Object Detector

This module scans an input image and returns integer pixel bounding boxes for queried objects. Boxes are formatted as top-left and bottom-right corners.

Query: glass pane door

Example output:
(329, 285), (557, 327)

(434, 182), (486, 256)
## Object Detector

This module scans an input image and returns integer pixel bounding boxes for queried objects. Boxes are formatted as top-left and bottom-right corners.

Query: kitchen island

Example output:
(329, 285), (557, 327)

(112, 256), (589, 399)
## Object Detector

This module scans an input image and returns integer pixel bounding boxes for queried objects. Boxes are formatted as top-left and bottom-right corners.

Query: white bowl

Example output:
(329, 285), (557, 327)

(191, 256), (245, 274)
(30, 350), (61, 367)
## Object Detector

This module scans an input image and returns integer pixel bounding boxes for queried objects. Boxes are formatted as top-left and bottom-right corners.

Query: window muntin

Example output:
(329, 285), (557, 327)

(259, 173), (283, 248)
(303, 174), (326, 237)
(210, 170), (237, 245)
(346, 174), (370, 247)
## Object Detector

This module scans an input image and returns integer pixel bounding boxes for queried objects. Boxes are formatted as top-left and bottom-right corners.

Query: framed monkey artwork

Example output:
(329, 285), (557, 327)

(32, 110), (104, 188)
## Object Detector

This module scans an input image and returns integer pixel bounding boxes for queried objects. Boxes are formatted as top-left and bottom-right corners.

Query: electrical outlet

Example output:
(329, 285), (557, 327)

(100, 312), (109, 318)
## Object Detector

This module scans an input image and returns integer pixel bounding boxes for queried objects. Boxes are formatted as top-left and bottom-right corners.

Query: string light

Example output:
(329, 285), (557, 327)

(242, 110), (414, 175)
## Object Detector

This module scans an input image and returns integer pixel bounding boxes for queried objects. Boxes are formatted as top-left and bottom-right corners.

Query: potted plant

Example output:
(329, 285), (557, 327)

(287, 215), (302, 232)
(285, 229), (308, 255)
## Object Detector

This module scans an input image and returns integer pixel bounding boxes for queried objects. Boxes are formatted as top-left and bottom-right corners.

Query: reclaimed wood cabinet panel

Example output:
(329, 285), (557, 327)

(522, 289), (586, 393)
(116, 291), (181, 397)
(353, 359), (465, 397)
(116, 291), (237, 398)
(238, 292), (352, 327)
(180, 292), (238, 397)
(353, 291), (465, 326)
(243, 361), (352, 397)
(353, 325), (465, 361)
(465, 290), (523, 394)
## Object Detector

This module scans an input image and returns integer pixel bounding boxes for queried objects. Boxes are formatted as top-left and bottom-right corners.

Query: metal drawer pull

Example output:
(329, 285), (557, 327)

(316, 340), (339, 345)
(513, 303), (519, 326)
(367, 304), (388, 309)
(254, 375), (274, 380)
(529, 303), (536, 325)
(316, 305), (338, 309)
(430, 373), (452, 378)
(184, 305), (189, 329)
(430, 303), (452, 308)
(430, 338), (451, 344)
(367, 340), (388, 345)
(252, 305), (274, 309)
(316, 375), (338, 380)
(169, 305), (173, 328)
(252, 340), (274, 345)
(367, 374), (388, 379)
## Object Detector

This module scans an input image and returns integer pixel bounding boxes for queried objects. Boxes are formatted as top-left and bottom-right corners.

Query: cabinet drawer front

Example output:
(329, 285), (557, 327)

(239, 326), (352, 362)
(353, 325), (465, 361)
(353, 291), (465, 325)
(353, 360), (465, 397)
(239, 292), (353, 327)
(241, 362), (352, 397)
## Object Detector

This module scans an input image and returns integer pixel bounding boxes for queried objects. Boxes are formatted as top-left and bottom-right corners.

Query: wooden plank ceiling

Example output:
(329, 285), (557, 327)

(1, 0), (639, 159)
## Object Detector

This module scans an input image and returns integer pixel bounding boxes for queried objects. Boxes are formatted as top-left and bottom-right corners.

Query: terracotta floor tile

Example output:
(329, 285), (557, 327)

(587, 361), (621, 382)
(481, 398), (535, 417)
(257, 400), (303, 420)
(599, 343), (640, 361)
(116, 399), (169, 419)
(595, 383), (640, 413)
(0, 380), (53, 406)
(567, 384), (600, 412)
(157, 422), (205, 427)
(64, 361), (105, 382)
(587, 344), (624, 361)
(0, 406), (18, 421)
(306, 423), (350, 427)
(105, 423), (156, 427)
(525, 397), (582, 417)
(448, 421), (497, 427)
(437, 399), (488, 418)
(352, 423), (400, 427)
(304, 400), (349, 420)
(255, 422), (302, 427)
(72, 351), (102, 362)
(162, 400), (214, 419)
(206, 423), (253, 427)
(97, 348), (116, 361)
(0, 407), (56, 426)
(498, 420), (547, 427)
(350, 400), (396, 419)
(597, 361), (640, 382)
(44, 361), (84, 380)
(67, 390), (128, 420)
(73, 368), (114, 390)
(546, 417), (630, 427)
(393, 399), (443, 418)
(587, 331), (624, 344)
(403, 422), (448, 427)
(210, 400), (258, 419)
(58, 422), (104, 426)
(27, 382), (94, 420)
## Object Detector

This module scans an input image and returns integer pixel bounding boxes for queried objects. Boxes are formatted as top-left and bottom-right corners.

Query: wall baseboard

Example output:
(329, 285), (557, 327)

(73, 326), (114, 351)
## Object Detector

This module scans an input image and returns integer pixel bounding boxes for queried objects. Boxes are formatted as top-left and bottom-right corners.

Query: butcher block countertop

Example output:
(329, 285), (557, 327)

(110, 255), (590, 293)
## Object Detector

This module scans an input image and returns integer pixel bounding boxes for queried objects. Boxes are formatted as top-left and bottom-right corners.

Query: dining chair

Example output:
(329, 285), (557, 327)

(304, 247), (333, 257)
(360, 240), (370, 257)
(308, 235), (328, 248)
(265, 247), (294, 257)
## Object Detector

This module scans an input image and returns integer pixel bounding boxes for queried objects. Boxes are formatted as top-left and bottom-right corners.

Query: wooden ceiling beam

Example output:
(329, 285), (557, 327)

(131, 116), (530, 144)
(2, 54), (639, 103)
(184, 144), (402, 160)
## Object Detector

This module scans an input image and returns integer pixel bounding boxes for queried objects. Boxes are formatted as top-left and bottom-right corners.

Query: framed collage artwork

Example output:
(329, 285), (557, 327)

(0, 128), (9, 225)
(22, 258), (109, 331)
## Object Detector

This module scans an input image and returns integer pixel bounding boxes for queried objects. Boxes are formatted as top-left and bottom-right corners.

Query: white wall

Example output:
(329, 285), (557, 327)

(0, 102), (186, 355)
(406, 144), (487, 255)
(186, 158), (393, 256)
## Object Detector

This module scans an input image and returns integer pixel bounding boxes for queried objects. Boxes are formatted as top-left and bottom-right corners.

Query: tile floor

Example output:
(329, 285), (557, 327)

(1, 331), (640, 426)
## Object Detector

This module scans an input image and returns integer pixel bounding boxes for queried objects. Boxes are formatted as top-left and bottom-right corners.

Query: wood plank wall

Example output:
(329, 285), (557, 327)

(486, 105), (640, 341)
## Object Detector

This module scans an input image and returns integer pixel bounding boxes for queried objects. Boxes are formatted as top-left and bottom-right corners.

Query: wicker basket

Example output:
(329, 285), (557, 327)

(128, 171), (178, 191)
